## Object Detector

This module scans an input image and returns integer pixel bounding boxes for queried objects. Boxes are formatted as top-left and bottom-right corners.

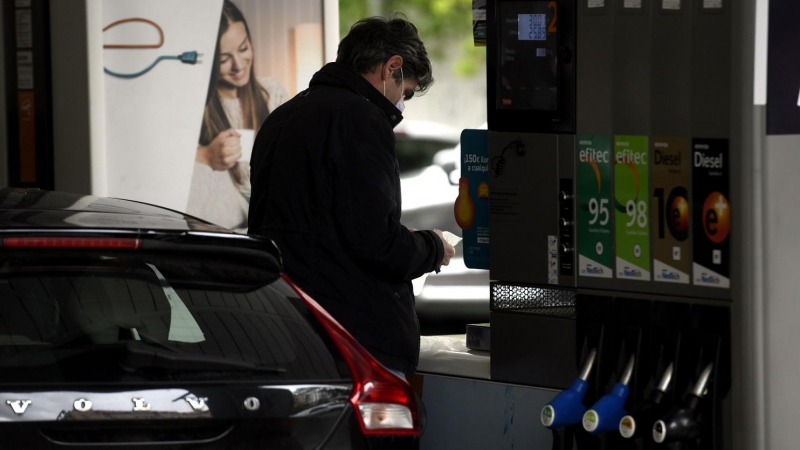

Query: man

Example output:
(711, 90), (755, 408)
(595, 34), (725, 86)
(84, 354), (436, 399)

(248, 15), (456, 379)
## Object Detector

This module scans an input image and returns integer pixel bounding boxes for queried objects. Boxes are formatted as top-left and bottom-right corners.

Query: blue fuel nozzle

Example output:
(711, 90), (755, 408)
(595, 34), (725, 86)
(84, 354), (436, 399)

(583, 355), (635, 435)
(541, 349), (597, 429)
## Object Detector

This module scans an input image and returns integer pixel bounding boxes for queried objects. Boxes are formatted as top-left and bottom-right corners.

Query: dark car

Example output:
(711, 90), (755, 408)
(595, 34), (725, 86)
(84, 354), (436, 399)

(0, 188), (421, 449)
(394, 120), (460, 177)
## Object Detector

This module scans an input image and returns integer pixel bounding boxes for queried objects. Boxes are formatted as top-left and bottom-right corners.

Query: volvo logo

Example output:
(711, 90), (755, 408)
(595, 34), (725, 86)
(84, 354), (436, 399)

(74, 399), (92, 412)
(6, 400), (32, 415)
(1, 395), (268, 417)
(184, 395), (207, 411)
(132, 398), (152, 411)
(243, 397), (261, 411)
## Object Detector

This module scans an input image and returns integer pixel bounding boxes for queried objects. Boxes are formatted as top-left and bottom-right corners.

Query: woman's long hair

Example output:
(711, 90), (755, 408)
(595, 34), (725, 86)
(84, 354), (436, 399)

(199, 0), (270, 146)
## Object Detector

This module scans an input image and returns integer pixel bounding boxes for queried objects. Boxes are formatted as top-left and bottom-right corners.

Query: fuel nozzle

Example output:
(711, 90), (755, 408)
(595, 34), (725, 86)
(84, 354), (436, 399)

(582, 355), (635, 435)
(541, 349), (597, 429)
(618, 362), (674, 439)
(652, 362), (713, 444)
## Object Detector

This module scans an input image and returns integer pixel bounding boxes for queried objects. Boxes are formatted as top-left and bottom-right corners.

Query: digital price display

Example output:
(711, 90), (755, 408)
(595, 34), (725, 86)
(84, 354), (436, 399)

(518, 14), (547, 41)
(497, 0), (558, 112)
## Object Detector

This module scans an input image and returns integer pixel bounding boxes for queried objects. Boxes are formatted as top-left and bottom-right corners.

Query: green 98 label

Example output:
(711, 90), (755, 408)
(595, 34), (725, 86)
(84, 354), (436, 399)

(614, 136), (651, 280)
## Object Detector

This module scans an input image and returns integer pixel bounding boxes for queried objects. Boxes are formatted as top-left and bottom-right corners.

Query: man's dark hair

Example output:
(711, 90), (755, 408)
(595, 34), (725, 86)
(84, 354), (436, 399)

(337, 13), (434, 96)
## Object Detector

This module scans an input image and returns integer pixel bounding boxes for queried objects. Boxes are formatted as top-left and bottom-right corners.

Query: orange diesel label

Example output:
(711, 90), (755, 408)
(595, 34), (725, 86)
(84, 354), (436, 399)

(18, 91), (36, 183)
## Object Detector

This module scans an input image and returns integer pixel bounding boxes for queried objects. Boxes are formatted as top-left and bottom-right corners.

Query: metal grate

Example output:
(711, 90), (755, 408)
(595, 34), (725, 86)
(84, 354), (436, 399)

(491, 282), (576, 317)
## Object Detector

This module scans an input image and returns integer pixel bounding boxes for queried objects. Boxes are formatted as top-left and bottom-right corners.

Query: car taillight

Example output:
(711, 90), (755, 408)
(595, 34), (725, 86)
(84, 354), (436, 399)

(282, 274), (420, 436)
(2, 237), (142, 249)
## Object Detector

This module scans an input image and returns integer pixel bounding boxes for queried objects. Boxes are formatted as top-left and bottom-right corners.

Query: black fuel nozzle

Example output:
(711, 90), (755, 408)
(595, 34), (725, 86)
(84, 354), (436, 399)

(652, 362), (713, 445)
(618, 362), (674, 439)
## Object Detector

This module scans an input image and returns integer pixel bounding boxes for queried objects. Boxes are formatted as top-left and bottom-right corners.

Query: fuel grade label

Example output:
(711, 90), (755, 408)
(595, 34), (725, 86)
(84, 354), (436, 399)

(577, 135), (613, 278)
(614, 135), (651, 281)
(692, 139), (730, 288)
(651, 137), (690, 284)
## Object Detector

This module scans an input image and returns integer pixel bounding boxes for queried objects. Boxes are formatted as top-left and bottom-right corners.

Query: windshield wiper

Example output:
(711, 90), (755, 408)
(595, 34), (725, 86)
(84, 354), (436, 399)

(30, 327), (181, 355)
(122, 341), (287, 374)
(133, 329), (179, 353)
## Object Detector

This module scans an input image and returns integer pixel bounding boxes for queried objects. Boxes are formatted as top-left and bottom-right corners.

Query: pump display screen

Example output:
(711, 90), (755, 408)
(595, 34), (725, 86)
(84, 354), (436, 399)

(518, 14), (547, 40)
(497, 0), (558, 111)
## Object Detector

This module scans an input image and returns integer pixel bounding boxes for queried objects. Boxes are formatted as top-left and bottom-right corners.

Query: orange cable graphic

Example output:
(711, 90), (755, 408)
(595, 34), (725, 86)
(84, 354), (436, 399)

(103, 18), (165, 49)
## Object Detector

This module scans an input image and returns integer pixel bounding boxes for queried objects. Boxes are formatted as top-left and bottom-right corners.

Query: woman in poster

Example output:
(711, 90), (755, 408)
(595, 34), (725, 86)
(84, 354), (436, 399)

(187, 0), (289, 232)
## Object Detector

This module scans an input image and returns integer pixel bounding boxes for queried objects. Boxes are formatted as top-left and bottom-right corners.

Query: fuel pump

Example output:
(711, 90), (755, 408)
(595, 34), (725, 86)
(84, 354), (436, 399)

(482, 0), (733, 449)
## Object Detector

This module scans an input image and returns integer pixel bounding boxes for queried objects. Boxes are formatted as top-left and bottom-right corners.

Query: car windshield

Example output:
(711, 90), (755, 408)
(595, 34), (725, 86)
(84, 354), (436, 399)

(0, 249), (349, 383)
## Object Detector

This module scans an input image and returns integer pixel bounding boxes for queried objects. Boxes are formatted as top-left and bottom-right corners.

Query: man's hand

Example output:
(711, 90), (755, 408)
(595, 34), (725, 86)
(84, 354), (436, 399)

(434, 229), (455, 266)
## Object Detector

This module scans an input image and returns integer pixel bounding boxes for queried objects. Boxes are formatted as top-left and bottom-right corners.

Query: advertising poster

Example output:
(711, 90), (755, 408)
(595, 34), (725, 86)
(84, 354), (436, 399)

(650, 136), (690, 284)
(692, 139), (730, 288)
(614, 135), (650, 281)
(102, 0), (327, 232)
(576, 135), (613, 278)
(457, 129), (490, 270)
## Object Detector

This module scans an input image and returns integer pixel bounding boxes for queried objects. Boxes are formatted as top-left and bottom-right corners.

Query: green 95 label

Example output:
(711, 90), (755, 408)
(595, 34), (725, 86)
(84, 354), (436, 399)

(577, 135), (613, 278)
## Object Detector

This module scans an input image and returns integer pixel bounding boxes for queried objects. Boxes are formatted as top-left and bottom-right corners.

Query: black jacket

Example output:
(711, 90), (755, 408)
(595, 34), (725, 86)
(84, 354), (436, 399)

(248, 62), (444, 374)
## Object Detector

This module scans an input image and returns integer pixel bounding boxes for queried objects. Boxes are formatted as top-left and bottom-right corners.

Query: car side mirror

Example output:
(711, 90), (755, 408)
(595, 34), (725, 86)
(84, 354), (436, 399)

(447, 165), (459, 185)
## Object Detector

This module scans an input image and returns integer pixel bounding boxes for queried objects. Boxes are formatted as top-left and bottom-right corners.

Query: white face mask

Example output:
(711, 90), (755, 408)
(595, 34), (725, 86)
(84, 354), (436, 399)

(383, 66), (405, 113)
(396, 67), (405, 112)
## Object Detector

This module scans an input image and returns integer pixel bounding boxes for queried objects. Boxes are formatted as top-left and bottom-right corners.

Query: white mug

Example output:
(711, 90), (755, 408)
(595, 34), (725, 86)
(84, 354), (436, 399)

(236, 129), (256, 162)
